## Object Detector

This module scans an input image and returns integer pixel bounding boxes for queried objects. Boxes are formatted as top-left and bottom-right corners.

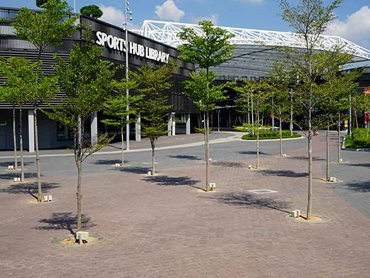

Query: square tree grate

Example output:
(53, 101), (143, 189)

(247, 189), (277, 194)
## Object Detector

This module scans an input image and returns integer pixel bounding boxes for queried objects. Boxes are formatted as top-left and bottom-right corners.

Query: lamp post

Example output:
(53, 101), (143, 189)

(73, 0), (76, 13)
(124, 0), (133, 150)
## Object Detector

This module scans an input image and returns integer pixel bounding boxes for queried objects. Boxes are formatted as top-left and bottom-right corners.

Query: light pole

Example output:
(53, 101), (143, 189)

(73, 0), (76, 13)
(124, 0), (133, 150)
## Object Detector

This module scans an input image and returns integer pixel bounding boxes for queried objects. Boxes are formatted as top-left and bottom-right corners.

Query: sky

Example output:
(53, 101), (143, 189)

(1, 0), (370, 49)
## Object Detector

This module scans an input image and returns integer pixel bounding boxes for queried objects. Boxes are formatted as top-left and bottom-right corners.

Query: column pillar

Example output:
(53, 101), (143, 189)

(135, 114), (141, 141)
(186, 113), (191, 135)
(168, 113), (173, 136)
(91, 112), (98, 145)
(172, 119), (176, 136)
(28, 109), (35, 153)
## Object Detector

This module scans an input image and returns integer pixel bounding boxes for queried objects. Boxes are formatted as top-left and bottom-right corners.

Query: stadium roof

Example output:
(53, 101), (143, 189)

(137, 20), (370, 79)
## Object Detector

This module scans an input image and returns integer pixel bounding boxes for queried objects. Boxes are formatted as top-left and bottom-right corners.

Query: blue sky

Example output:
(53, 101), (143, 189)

(1, 0), (370, 49)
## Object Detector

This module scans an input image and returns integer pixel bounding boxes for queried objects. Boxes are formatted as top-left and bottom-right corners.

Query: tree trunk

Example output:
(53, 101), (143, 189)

(290, 90), (294, 136)
(307, 107), (313, 220)
(279, 115), (283, 156)
(76, 115), (82, 232)
(205, 110), (210, 192)
(34, 107), (43, 202)
(354, 109), (358, 128)
(247, 94), (250, 124)
(337, 115), (342, 163)
(19, 108), (25, 182)
(12, 106), (18, 170)
(326, 125), (330, 181)
(76, 159), (82, 232)
(150, 139), (155, 175)
(121, 124), (125, 166)
(271, 97), (274, 128)
(251, 93), (254, 135)
(256, 112), (260, 169)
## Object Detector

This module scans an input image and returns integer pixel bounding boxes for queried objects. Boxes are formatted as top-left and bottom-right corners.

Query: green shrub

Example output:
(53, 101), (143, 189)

(234, 123), (271, 132)
(195, 127), (212, 134)
(242, 130), (301, 140)
(345, 128), (370, 148)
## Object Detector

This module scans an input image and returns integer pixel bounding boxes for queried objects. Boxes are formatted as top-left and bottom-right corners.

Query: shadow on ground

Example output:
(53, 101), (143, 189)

(117, 166), (150, 174)
(94, 159), (128, 165)
(0, 161), (34, 167)
(345, 163), (370, 168)
(168, 155), (201, 161)
(260, 169), (308, 178)
(208, 192), (291, 214)
(239, 151), (269, 155)
(143, 175), (202, 189)
(212, 161), (246, 168)
(0, 182), (60, 199)
(35, 212), (96, 235)
(288, 156), (324, 161)
(342, 181), (370, 192)
(0, 172), (37, 181)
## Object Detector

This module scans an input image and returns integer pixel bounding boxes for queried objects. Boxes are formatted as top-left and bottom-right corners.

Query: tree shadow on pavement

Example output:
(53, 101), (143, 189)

(343, 181), (370, 192)
(212, 161), (245, 168)
(35, 212), (96, 236)
(0, 172), (37, 181)
(118, 166), (151, 174)
(168, 155), (202, 161)
(260, 169), (308, 178)
(345, 163), (370, 168)
(0, 161), (34, 167)
(143, 175), (202, 190)
(209, 192), (291, 214)
(94, 159), (127, 165)
(239, 151), (269, 155)
(0, 182), (60, 200)
(288, 156), (324, 161)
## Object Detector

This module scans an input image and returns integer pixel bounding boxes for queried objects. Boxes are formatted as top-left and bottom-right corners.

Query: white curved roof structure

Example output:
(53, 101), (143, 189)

(137, 20), (370, 79)
(139, 20), (370, 60)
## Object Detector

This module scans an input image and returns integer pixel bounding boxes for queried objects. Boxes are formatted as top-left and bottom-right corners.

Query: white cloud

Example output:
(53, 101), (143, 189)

(192, 14), (219, 25)
(155, 0), (185, 22)
(98, 5), (138, 30)
(325, 6), (370, 49)
(99, 5), (125, 28)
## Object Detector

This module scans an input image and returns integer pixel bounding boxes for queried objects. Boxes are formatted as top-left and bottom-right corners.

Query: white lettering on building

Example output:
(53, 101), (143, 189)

(96, 31), (169, 64)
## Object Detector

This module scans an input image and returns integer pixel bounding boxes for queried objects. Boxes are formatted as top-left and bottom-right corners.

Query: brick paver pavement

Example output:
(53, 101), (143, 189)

(0, 132), (369, 277)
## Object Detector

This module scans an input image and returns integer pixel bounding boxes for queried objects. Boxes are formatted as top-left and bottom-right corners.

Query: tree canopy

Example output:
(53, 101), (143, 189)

(80, 5), (103, 19)
(177, 20), (235, 73)
(14, 0), (77, 56)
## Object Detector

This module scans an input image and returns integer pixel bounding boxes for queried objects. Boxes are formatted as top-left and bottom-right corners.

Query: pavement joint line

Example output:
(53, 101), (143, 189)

(0, 134), (242, 160)
(0, 134), (306, 160)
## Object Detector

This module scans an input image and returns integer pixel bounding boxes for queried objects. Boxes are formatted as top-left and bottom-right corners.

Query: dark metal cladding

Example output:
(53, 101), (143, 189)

(0, 7), (196, 112)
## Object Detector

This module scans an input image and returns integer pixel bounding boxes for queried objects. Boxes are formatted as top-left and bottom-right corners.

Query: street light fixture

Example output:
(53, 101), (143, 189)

(124, 0), (133, 150)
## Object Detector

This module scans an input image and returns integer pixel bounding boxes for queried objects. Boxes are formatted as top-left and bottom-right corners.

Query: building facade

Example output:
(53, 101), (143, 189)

(0, 7), (196, 150)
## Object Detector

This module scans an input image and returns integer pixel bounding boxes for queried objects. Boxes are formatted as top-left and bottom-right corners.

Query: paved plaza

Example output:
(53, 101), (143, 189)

(0, 132), (369, 277)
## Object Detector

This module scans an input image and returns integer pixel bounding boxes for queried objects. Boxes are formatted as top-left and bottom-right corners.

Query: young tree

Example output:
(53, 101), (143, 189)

(0, 58), (49, 182)
(132, 63), (174, 176)
(13, 0), (77, 201)
(318, 53), (360, 180)
(80, 5), (103, 18)
(235, 79), (272, 169)
(177, 20), (234, 192)
(0, 59), (20, 172)
(279, 0), (343, 219)
(184, 71), (228, 189)
(47, 37), (116, 233)
(102, 78), (141, 166)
